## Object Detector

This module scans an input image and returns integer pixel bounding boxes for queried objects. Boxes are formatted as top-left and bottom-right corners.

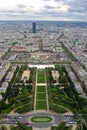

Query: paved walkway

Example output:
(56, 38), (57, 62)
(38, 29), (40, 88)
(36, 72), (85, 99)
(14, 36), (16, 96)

(34, 68), (38, 110)
(36, 83), (47, 86)
(72, 125), (77, 130)
(44, 69), (49, 110)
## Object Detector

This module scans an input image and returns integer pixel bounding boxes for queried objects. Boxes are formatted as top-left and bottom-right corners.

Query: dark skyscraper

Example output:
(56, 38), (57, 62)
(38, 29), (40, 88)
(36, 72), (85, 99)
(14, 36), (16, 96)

(32, 22), (36, 34)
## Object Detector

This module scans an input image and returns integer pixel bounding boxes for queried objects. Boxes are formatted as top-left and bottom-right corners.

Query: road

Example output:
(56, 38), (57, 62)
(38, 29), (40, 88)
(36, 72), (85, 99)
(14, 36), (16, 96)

(0, 111), (77, 128)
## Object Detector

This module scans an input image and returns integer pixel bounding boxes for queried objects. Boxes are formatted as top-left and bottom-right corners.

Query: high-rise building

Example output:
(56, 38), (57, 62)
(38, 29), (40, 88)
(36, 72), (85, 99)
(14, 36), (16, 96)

(32, 22), (36, 34)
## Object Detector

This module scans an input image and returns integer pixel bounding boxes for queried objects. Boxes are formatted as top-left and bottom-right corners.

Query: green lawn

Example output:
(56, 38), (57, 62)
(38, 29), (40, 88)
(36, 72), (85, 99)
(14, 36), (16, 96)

(37, 69), (45, 83)
(55, 46), (63, 53)
(31, 116), (52, 123)
(38, 69), (44, 77)
(36, 93), (46, 100)
(37, 77), (45, 83)
(37, 70), (45, 83)
(21, 86), (30, 95)
(36, 101), (47, 110)
(36, 69), (47, 110)
(37, 86), (46, 92)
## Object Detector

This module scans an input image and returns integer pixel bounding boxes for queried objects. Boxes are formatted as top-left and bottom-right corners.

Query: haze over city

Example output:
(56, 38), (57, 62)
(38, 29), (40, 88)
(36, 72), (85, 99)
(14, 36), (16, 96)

(0, 0), (87, 21)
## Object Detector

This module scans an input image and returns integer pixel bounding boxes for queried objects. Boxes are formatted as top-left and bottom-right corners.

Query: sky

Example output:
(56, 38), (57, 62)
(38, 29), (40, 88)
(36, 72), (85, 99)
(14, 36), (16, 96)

(0, 0), (87, 21)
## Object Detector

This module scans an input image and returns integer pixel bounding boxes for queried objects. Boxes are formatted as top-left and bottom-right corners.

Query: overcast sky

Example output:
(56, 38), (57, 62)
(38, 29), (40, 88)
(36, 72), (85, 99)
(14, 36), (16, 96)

(0, 0), (87, 21)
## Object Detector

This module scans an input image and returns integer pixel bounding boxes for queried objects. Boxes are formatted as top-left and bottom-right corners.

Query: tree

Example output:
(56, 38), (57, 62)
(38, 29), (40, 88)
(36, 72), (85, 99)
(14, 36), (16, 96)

(59, 75), (66, 83)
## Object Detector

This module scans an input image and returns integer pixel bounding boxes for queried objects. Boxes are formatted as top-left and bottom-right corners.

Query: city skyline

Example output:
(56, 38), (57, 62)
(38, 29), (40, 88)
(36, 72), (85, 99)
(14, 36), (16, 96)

(0, 0), (87, 21)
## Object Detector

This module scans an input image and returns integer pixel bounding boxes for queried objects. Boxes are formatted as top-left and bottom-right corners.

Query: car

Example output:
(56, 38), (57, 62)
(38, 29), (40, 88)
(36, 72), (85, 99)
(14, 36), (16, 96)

(73, 121), (77, 124)
(68, 121), (74, 124)
(68, 121), (77, 124)
(25, 123), (30, 125)
(9, 116), (15, 119)
(19, 117), (22, 119)
(10, 121), (17, 124)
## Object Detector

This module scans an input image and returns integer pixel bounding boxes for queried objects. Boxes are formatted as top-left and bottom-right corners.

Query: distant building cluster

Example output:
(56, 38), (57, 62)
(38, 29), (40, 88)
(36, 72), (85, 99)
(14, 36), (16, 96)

(0, 63), (17, 100)
(0, 61), (10, 82)
(71, 63), (87, 92)
(60, 27), (87, 62)
(11, 45), (29, 52)
(65, 63), (87, 99)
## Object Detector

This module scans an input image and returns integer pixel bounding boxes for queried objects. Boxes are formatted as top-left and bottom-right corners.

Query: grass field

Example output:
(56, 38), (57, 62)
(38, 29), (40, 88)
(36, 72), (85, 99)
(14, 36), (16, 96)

(37, 77), (45, 83)
(36, 101), (47, 110)
(38, 69), (44, 76)
(31, 116), (52, 123)
(37, 86), (46, 92)
(36, 69), (47, 110)
(55, 46), (63, 53)
(36, 93), (46, 100)
(37, 69), (45, 83)
(21, 86), (31, 95)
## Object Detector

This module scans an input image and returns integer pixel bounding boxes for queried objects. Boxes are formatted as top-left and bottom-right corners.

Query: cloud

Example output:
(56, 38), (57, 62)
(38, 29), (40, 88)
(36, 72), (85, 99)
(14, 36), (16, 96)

(0, 0), (87, 21)
(52, 0), (87, 20)
(54, 0), (87, 13)
(43, 1), (70, 13)
(66, 0), (87, 20)
(42, 0), (51, 1)
(0, 4), (31, 15)
(16, 4), (27, 8)
(44, 5), (56, 9)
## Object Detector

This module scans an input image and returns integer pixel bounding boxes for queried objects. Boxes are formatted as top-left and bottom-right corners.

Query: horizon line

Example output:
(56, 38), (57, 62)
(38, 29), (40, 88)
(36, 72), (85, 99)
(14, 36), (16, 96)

(0, 20), (87, 22)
